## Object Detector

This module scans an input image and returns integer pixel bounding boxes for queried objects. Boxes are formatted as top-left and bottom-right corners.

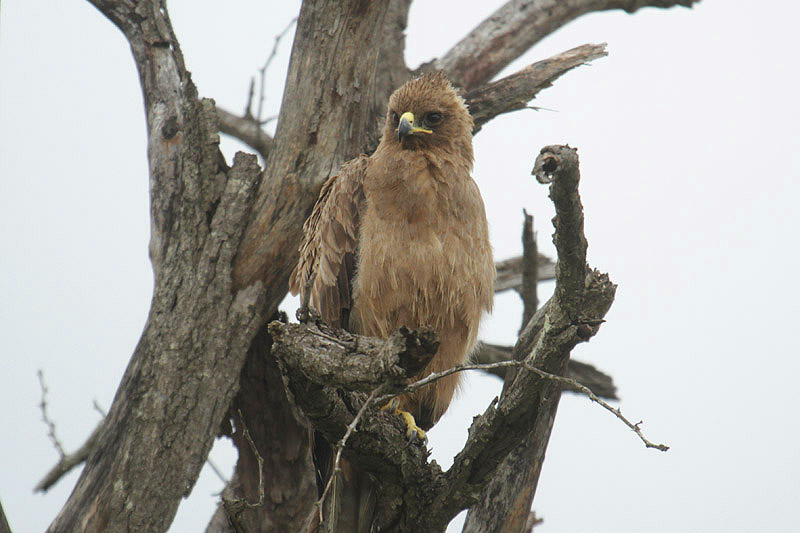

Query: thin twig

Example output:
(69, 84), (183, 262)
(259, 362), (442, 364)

(244, 77), (255, 118)
(311, 386), (385, 525)
(375, 360), (669, 452)
(206, 457), (229, 485)
(34, 421), (103, 493)
(256, 16), (297, 123)
(259, 114), (278, 126)
(239, 409), (265, 508)
(92, 399), (107, 418)
(37, 370), (65, 458)
(220, 411), (266, 533)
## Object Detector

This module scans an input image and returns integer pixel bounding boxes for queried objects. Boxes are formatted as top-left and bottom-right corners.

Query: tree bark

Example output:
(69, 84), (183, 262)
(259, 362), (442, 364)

(205, 326), (317, 533)
(464, 146), (603, 532)
(49, 0), (388, 531)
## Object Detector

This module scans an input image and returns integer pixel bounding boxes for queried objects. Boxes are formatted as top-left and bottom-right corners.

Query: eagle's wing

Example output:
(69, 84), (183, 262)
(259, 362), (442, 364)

(289, 154), (368, 329)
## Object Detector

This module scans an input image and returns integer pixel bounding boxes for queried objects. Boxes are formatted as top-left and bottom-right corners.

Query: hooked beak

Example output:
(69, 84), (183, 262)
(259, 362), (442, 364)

(397, 112), (432, 142)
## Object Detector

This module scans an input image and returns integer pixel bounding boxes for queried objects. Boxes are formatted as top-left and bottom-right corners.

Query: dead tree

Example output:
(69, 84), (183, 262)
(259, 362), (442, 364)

(27, 1), (692, 532)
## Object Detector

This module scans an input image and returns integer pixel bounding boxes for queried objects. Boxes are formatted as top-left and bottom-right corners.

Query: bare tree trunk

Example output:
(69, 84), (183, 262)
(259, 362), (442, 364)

(49, 0), (389, 531)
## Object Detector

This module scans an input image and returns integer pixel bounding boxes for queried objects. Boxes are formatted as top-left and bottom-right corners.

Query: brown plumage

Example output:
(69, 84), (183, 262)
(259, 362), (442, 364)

(290, 72), (494, 531)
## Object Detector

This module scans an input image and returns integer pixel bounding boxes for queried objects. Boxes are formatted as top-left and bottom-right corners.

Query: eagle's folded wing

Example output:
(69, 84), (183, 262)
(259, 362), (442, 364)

(289, 154), (368, 329)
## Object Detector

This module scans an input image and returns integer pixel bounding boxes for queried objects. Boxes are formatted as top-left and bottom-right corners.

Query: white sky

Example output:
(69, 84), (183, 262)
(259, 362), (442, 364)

(1, 1), (799, 532)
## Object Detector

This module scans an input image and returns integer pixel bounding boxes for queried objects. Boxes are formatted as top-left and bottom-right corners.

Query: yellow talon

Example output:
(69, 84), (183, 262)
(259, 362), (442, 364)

(381, 399), (427, 444)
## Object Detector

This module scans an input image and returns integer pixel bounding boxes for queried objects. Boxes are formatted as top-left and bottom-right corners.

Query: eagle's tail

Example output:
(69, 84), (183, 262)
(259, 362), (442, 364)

(313, 431), (376, 533)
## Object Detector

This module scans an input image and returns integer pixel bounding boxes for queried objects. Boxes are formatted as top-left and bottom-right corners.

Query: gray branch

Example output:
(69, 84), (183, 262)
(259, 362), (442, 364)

(216, 108), (273, 161)
(34, 421), (103, 493)
(495, 254), (555, 293)
(468, 43), (608, 134)
(433, 0), (698, 90)
(48, 1), (274, 530)
(520, 211), (538, 330)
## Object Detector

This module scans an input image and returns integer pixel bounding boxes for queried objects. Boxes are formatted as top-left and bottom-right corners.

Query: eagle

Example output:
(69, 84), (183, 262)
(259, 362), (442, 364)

(289, 72), (494, 531)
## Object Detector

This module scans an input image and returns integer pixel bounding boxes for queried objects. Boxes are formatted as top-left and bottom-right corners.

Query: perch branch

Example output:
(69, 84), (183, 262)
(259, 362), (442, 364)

(271, 322), (438, 392)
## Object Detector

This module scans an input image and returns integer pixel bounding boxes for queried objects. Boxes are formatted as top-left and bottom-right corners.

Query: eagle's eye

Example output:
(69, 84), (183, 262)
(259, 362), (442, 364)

(423, 112), (443, 127)
(391, 111), (399, 125)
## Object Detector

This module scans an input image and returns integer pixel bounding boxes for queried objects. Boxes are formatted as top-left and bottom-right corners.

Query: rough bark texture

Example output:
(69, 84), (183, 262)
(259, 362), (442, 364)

(463, 146), (609, 532)
(41, 0), (693, 530)
(49, 2), (267, 531)
(205, 326), (318, 533)
(216, 107), (273, 161)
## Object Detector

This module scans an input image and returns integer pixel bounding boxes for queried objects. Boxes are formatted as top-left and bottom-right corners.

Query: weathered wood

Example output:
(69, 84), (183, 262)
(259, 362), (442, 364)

(432, 0), (698, 90)
(520, 211), (538, 331)
(467, 43), (608, 134)
(495, 254), (555, 293)
(462, 146), (613, 533)
(206, 326), (317, 533)
(216, 107), (273, 161)
(272, 323), (439, 392)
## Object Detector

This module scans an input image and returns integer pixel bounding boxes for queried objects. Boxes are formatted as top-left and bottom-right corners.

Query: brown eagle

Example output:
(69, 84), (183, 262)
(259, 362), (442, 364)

(289, 72), (494, 531)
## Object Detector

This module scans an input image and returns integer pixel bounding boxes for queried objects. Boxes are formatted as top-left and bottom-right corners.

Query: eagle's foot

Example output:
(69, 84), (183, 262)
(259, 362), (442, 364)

(296, 305), (321, 324)
(381, 399), (428, 445)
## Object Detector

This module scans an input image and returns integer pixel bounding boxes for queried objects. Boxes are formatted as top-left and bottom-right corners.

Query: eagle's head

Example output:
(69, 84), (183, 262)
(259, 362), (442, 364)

(383, 72), (473, 163)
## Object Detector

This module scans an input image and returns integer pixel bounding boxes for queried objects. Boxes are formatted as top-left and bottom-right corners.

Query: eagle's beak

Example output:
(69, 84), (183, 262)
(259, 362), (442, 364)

(398, 112), (432, 142)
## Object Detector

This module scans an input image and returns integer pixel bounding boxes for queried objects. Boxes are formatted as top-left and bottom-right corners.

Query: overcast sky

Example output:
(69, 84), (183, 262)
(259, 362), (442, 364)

(2, 1), (799, 532)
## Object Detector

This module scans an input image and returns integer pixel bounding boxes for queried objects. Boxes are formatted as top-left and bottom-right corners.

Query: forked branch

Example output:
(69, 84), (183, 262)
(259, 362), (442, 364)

(272, 144), (625, 531)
